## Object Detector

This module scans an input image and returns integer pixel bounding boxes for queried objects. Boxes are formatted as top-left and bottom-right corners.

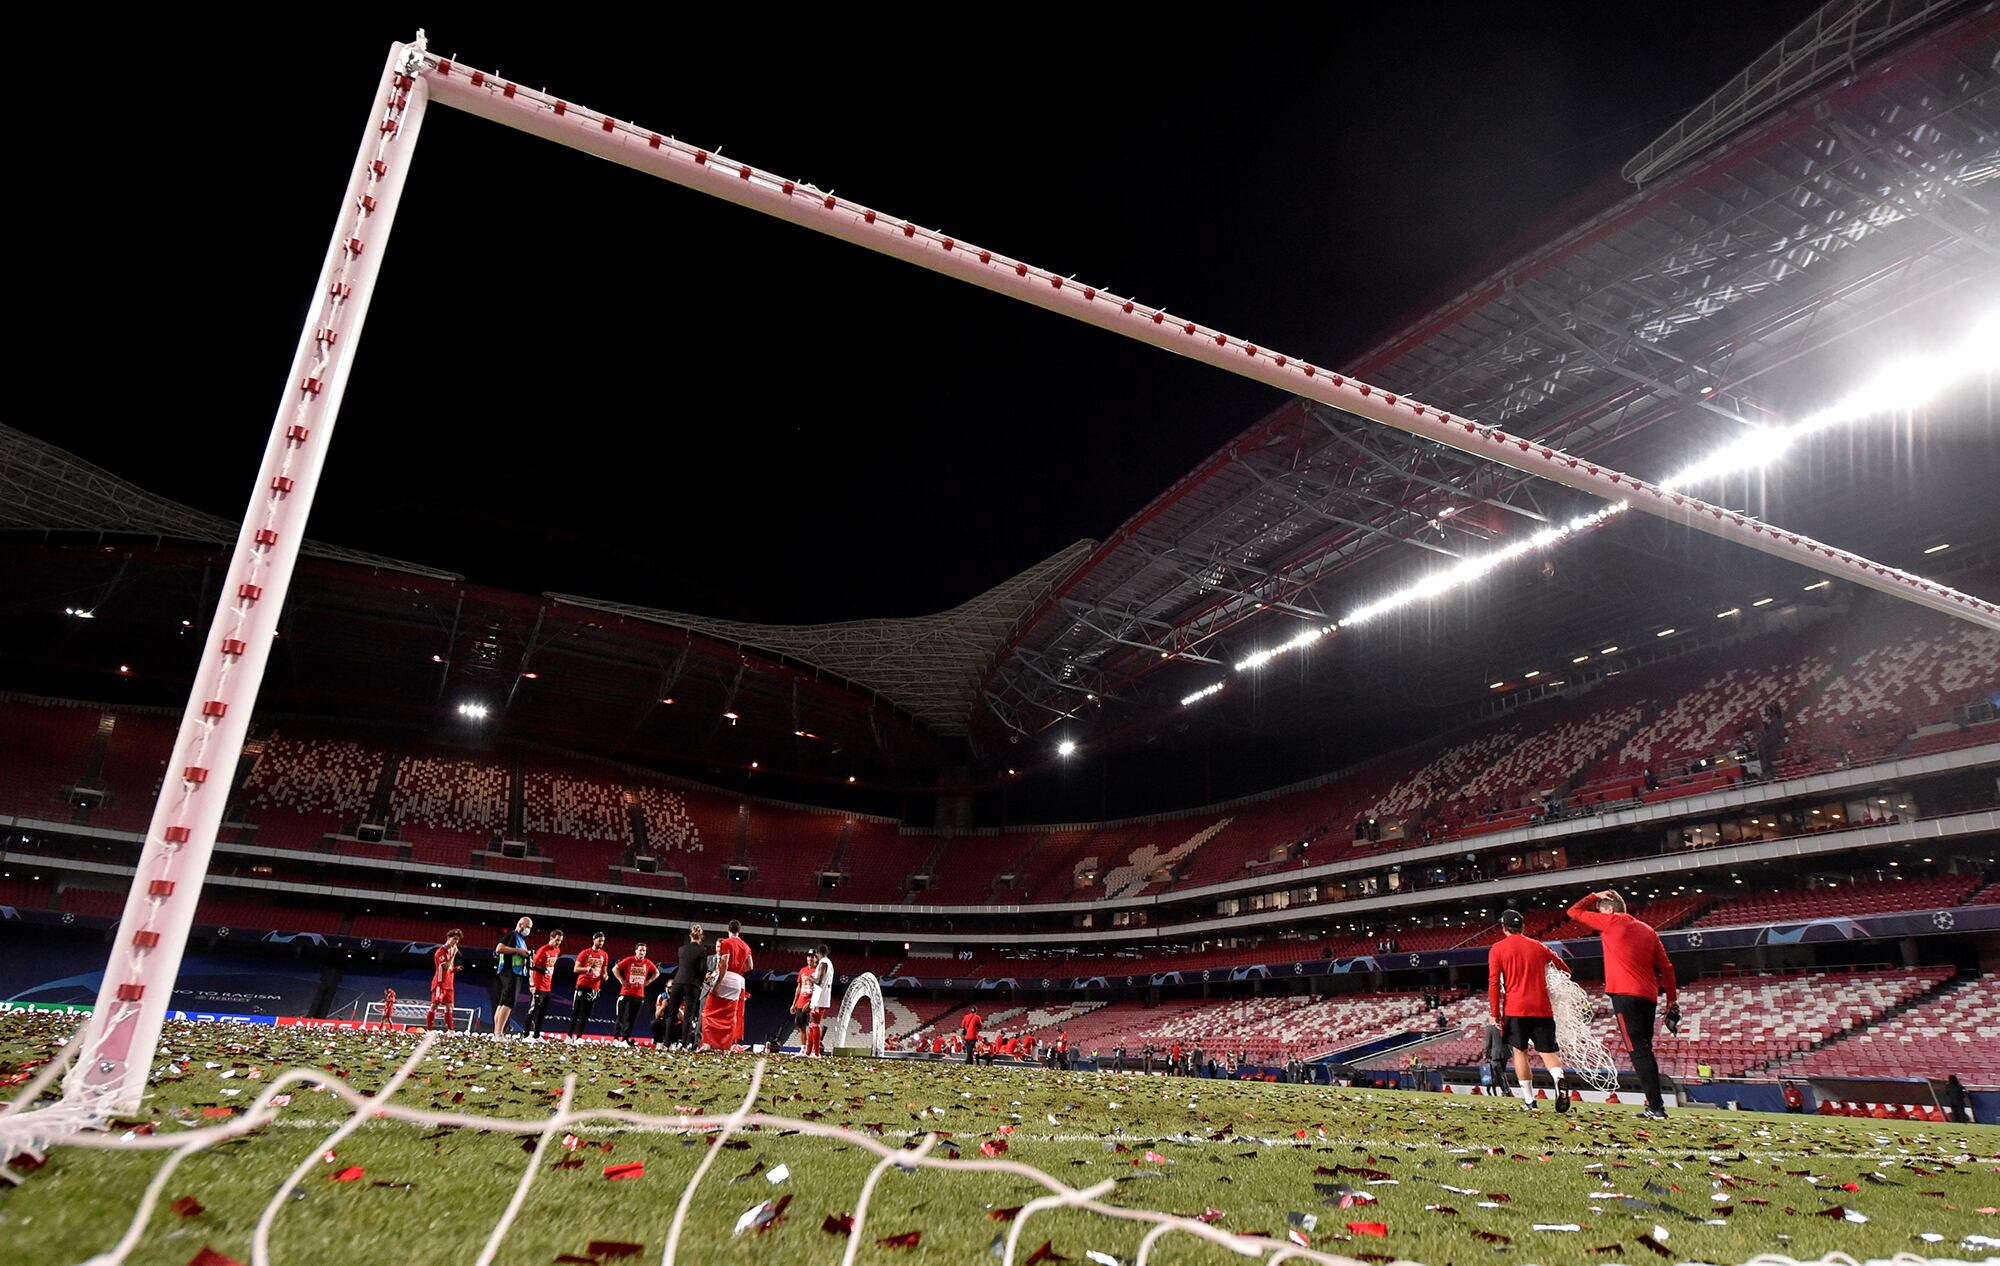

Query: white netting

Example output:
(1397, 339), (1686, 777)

(830, 971), (885, 1056)
(1546, 963), (1621, 1094)
(360, 1001), (476, 1031)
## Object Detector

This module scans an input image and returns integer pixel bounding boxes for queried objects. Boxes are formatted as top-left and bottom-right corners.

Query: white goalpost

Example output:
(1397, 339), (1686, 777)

(53, 26), (2000, 1119)
(360, 1000), (477, 1032)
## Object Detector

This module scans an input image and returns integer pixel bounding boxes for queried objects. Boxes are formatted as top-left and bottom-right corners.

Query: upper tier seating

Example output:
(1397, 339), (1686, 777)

(1693, 874), (1979, 927)
(244, 736), (386, 848)
(0, 698), (100, 820)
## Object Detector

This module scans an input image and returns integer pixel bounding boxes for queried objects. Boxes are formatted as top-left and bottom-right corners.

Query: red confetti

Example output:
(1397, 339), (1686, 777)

(980, 1140), (1008, 1157)
(1142, 1151), (1170, 1165)
(989, 1206), (1024, 1221)
(757, 1193), (793, 1234)
(1637, 1233), (1672, 1257)
(875, 1230), (922, 1248)
(1024, 1242), (1071, 1264)
(1346, 1222), (1388, 1237)
(189, 1249), (245, 1266)
(1196, 1207), (1226, 1224)
(8, 1151), (47, 1174)
(1840, 1183), (1861, 1193)
(1472, 1230), (1511, 1245)
(200, 1107), (234, 1119)
(170, 1195), (205, 1218)
(585, 1243), (643, 1259)
(821, 1213), (855, 1236)
(603, 1162), (645, 1181)
(329, 1167), (365, 1182)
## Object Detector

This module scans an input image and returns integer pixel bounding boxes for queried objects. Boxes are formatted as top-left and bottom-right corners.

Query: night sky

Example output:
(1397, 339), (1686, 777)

(28, 7), (1825, 625)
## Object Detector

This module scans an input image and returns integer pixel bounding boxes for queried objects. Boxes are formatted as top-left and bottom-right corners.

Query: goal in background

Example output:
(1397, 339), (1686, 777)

(360, 1000), (476, 1031)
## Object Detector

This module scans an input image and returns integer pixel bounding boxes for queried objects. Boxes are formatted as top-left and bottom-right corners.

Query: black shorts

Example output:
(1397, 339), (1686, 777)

(1504, 1015), (1558, 1052)
(498, 974), (528, 1009)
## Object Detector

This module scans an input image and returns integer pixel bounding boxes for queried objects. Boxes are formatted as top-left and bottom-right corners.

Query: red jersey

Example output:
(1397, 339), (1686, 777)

(529, 943), (563, 994)
(573, 948), (609, 994)
(715, 935), (752, 976)
(793, 968), (813, 1010)
(614, 956), (657, 998)
(1487, 933), (1567, 1019)
(960, 1012), (981, 1041)
(430, 944), (457, 990)
(1566, 898), (1677, 1004)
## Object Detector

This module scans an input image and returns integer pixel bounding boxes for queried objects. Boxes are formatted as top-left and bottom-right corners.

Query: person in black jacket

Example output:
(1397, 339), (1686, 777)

(1482, 1022), (1510, 1096)
(660, 924), (708, 1049)
(1944, 1074), (1970, 1124)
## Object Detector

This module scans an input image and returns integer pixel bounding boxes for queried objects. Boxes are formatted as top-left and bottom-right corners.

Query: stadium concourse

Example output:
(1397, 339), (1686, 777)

(5, 3), (2000, 1264)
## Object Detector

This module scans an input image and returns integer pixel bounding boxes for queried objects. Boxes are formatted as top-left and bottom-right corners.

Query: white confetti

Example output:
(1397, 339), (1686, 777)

(766, 1164), (789, 1184)
(1086, 1253), (1120, 1266)
(731, 1201), (771, 1236)
(1533, 1223), (1582, 1232)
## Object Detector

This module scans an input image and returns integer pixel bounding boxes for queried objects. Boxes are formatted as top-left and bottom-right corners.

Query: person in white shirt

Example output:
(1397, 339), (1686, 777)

(806, 943), (835, 1056)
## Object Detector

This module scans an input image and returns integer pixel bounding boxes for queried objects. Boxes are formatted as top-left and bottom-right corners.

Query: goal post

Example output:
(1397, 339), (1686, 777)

(61, 37), (434, 1112)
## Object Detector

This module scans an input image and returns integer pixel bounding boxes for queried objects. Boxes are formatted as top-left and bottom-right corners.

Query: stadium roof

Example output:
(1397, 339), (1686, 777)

(971, 0), (2000, 755)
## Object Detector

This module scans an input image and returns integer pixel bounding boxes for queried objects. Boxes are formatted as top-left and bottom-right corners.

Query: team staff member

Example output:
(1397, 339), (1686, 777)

(1565, 889), (1679, 1119)
(493, 916), (535, 1035)
(661, 925), (707, 1049)
(959, 1008), (982, 1065)
(1488, 909), (1572, 1113)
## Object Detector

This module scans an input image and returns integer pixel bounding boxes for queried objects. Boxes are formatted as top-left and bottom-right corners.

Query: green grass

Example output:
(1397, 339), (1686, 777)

(2, 1015), (1996, 1266)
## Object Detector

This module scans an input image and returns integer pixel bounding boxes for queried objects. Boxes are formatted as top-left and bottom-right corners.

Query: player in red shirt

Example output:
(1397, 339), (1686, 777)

(524, 929), (566, 1039)
(1567, 888), (1679, 1118)
(611, 942), (658, 1042)
(567, 932), (610, 1039)
(1487, 909), (1572, 1112)
(699, 920), (756, 1050)
(959, 1008), (982, 1065)
(380, 987), (397, 1028)
(425, 929), (462, 1031)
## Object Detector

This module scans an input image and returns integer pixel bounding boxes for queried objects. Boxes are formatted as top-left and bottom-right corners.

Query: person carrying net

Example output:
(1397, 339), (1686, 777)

(1565, 888), (1678, 1119)
(1487, 909), (1571, 1112)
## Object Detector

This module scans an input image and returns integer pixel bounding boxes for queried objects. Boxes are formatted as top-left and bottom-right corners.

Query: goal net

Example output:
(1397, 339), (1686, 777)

(362, 1000), (476, 1031)
(1545, 964), (1621, 1094)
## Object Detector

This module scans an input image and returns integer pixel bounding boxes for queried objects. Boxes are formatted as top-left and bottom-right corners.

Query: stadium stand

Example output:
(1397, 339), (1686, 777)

(1363, 967), (1954, 1077)
(828, 819), (932, 902)
(242, 735), (385, 848)
(391, 748), (508, 863)
(1780, 615), (2000, 775)
(739, 804), (844, 899)
(1692, 874), (1980, 927)
(91, 712), (179, 831)
(0, 697), (100, 821)
(1063, 990), (1471, 1064)
(1783, 972), (2000, 1082)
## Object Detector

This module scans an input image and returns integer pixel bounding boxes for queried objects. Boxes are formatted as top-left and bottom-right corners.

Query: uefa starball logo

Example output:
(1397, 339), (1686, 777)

(1932, 910), (1955, 930)
(1685, 931), (1705, 948)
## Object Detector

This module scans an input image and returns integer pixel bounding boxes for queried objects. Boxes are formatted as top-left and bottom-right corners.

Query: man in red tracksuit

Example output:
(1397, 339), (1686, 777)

(1566, 888), (1679, 1119)
(1487, 909), (1571, 1112)
(960, 1008), (982, 1065)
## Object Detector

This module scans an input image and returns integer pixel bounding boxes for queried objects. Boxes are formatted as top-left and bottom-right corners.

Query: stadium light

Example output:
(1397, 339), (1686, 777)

(1180, 682), (1225, 706)
(1524, 670), (1541, 678)
(1923, 542), (1950, 554)
(1751, 597), (1774, 607)
(1804, 580), (1831, 591)
(1600, 645), (1620, 654)
(1658, 310), (2000, 493)
(1571, 654), (1589, 663)
(456, 703), (489, 720)
(1234, 625), (1329, 672)
(1716, 608), (1740, 618)
(62, 607), (95, 619)
(1058, 739), (1078, 757)
(1655, 628), (1676, 638)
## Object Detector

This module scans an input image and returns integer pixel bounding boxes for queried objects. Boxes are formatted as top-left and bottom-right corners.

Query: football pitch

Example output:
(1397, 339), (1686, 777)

(1, 1015), (1995, 1266)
